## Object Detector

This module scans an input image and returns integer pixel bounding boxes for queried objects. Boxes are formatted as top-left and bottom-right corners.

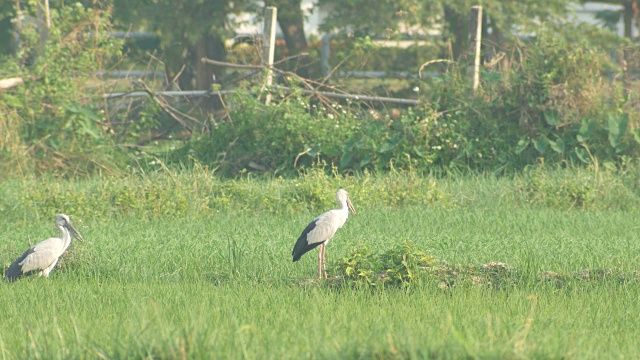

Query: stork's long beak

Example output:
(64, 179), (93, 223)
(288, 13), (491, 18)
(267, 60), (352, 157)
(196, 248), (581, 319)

(347, 198), (356, 215)
(66, 223), (84, 242)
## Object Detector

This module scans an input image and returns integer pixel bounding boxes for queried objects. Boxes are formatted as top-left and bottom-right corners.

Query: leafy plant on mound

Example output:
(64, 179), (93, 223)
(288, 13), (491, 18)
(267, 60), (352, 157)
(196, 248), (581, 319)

(333, 242), (640, 289)
(334, 242), (520, 289)
(335, 241), (439, 287)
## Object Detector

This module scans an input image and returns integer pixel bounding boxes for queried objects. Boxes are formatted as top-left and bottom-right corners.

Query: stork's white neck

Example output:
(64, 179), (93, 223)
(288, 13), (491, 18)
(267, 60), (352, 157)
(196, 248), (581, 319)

(58, 225), (73, 251)
(337, 199), (349, 213)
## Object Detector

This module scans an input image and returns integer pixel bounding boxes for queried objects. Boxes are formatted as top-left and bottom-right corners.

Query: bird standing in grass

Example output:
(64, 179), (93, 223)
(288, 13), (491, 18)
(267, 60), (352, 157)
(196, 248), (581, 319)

(292, 189), (356, 279)
(5, 214), (84, 282)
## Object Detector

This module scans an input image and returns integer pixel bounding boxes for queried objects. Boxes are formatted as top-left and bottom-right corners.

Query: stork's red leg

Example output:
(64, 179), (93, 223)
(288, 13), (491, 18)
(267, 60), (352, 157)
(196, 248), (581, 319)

(321, 244), (328, 279)
(318, 244), (323, 279)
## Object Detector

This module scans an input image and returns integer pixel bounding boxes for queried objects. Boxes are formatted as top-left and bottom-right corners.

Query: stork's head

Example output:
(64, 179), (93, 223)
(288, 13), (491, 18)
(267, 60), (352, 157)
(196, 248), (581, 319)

(55, 214), (84, 242)
(336, 189), (356, 215)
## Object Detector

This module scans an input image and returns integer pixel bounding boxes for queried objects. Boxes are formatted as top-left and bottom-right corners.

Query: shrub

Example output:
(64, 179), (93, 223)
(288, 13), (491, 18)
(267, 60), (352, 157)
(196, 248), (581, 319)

(425, 23), (640, 170)
(173, 85), (463, 176)
(0, 3), (123, 175)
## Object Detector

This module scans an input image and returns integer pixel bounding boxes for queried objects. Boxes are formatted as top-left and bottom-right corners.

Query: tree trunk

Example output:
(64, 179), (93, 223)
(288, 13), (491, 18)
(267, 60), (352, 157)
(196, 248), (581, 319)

(443, 5), (467, 60)
(165, 32), (226, 91)
(163, 32), (227, 114)
(195, 34), (226, 90)
(624, 1), (633, 38)
(596, 0), (637, 38)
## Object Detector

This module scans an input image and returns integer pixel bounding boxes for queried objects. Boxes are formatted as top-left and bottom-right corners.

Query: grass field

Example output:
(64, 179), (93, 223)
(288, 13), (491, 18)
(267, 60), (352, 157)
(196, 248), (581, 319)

(1, 169), (640, 358)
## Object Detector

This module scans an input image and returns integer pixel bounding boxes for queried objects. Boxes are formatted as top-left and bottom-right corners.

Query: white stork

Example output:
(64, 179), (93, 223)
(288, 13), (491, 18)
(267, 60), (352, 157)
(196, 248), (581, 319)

(292, 189), (356, 279)
(5, 214), (84, 282)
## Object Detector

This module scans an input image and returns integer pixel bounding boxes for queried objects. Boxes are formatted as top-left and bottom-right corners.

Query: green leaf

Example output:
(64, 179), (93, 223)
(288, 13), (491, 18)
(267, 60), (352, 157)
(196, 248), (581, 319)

(343, 138), (358, 151)
(340, 150), (355, 168)
(307, 145), (321, 157)
(462, 141), (475, 157)
(515, 138), (529, 154)
(1, 94), (23, 108)
(574, 147), (589, 164)
(358, 153), (373, 168)
(412, 146), (426, 158)
(632, 130), (640, 145)
(81, 119), (101, 139)
(379, 138), (399, 153)
(549, 137), (565, 154)
(543, 109), (560, 126)
(65, 103), (100, 121)
(577, 119), (595, 143)
(533, 135), (548, 154)
(608, 113), (628, 149)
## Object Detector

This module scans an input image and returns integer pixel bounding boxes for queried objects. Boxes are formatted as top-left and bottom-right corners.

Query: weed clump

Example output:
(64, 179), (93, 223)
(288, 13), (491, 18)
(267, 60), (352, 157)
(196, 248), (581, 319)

(336, 241), (438, 287)
(333, 242), (519, 289)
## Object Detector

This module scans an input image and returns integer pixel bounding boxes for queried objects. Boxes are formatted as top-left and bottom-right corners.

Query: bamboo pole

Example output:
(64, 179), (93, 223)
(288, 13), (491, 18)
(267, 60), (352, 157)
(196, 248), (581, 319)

(468, 6), (483, 93)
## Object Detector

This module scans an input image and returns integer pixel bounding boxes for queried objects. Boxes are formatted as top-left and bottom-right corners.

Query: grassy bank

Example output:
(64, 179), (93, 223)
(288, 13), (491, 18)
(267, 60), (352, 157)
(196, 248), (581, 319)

(1, 162), (639, 224)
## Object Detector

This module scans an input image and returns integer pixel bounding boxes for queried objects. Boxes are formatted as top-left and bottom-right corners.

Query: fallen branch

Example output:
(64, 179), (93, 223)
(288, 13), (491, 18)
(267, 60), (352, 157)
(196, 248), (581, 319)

(200, 52), (309, 69)
(200, 58), (262, 70)
(0, 77), (24, 90)
(418, 59), (453, 79)
(272, 86), (419, 105)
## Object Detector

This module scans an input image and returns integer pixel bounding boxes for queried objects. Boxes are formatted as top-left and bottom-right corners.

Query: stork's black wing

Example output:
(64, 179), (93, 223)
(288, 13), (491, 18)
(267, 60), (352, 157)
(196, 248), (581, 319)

(4, 247), (36, 282)
(292, 220), (323, 262)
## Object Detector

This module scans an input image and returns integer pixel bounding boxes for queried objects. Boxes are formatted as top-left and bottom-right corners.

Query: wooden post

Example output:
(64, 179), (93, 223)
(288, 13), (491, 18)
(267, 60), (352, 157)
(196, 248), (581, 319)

(44, 0), (51, 28)
(468, 6), (482, 93)
(262, 7), (277, 105)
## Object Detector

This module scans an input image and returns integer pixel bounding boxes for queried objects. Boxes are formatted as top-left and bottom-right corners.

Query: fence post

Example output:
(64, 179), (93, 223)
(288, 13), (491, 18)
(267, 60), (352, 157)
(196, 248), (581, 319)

(262, 7), (277, 105)
(44, 0), (51, 28)
(468, 5), (482, 93)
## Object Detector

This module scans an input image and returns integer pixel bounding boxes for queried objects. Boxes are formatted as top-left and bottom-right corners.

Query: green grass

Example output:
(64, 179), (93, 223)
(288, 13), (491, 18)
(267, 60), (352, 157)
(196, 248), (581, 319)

(1, 198), (640, 358)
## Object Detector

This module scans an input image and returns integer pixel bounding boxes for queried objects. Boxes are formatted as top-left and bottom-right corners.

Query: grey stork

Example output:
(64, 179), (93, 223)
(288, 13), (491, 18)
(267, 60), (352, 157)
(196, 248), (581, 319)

(5, 214), (84, 282)
(292, 189), (356, 279)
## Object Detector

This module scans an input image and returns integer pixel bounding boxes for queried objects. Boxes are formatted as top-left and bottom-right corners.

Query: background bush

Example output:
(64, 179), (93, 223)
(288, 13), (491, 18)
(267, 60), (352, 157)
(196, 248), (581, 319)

(0, 4), (123, 175)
